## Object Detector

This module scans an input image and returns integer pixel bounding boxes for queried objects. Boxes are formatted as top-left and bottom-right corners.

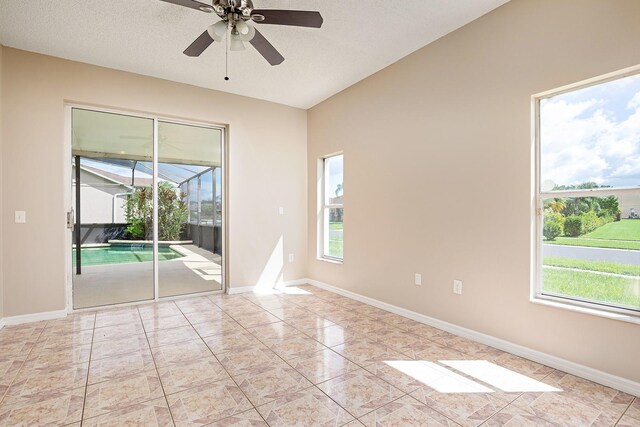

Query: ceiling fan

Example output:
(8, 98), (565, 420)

(161, 0), (323, 67)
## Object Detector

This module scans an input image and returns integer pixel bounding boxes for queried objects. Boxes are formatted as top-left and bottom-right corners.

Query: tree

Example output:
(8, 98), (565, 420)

(125, 182), (188, 241)
(335, 183), (343, 197)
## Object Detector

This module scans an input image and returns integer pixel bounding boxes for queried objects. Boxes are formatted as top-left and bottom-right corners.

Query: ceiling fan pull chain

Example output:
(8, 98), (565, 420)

(224, 30), (230, 81)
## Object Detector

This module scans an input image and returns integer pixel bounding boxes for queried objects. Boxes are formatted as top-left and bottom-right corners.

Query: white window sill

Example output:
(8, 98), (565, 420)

(317, 257), (343, 265)
(531, 295), (640, 325)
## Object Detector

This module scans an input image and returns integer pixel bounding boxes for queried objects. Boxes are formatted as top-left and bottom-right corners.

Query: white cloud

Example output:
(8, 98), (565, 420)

(540, 88), (640, 188)
(628, 91), (640, 109)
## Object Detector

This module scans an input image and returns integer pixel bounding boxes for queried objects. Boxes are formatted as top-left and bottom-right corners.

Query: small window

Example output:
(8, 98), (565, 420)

(534, 67), (640, 317)
(321, 154), (344, 261)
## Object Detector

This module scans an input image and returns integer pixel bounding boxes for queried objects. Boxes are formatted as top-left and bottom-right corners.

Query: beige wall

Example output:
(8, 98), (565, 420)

(307, 0), (640, 382)
(1, 48), (307, 317)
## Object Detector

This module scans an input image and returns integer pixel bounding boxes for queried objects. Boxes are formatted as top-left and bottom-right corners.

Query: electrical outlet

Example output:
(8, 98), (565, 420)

(15, 211), (26, 224)
(288, 253), (295, 263)
(453, 280), (463, 295)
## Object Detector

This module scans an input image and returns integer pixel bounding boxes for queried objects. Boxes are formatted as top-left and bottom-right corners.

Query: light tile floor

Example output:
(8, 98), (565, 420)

(0, 284), (637, 426)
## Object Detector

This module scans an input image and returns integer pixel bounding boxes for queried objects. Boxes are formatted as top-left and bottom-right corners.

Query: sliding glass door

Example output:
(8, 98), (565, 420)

(70, 108), (224, 309)
(157, 121), (223, 297)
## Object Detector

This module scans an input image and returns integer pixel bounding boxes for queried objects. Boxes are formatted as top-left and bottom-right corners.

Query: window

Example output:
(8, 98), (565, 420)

(321, 154), (344, 260)
(534, 67), (640, 318)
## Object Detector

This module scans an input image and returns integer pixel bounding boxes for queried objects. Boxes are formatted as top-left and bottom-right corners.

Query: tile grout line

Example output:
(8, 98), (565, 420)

(306, 290), (539, 424)
(0, 319), (49, 407)
(227, 294), (364, 425)
(254, 289), (542, 425)
(614, 397), (636, 426)
(295, 291), (504, 424)
(136, 303), (178, 427)
(177, 295), (273, 426)
(207, 293), (413, 424)
(79, 312), (97, 426)
(236, 293), (445, 423)
(215, 294), (401, 425)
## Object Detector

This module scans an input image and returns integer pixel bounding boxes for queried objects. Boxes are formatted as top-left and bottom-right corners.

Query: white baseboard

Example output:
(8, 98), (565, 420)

(227, 279), (309, 295)
(1, 309), (68, 327)
(227, 286), (256, 295)
(305, 278), (640, 397)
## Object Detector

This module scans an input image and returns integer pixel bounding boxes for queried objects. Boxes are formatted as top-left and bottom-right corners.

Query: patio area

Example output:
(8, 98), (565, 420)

(73, 244), (222, 308)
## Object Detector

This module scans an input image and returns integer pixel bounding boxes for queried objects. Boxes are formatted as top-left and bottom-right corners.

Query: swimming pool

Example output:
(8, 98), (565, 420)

(72, 245), (184, 266)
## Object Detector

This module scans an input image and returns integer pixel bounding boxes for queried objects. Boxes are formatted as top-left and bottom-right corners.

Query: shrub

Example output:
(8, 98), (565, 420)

(543, 211), (565, 241)
(543, 220), (563, 241)
(126, 217), (147, 240)
(563, 210), (614, 237)
(125, 182), (188, 241)
(580, 211), (603, 234)
(564, 215), (583, 237)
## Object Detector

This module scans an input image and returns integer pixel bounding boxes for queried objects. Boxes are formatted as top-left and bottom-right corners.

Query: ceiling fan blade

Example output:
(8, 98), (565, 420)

(251, 10), (323, 28)
(249, 29), (285, 66)
(183, 31), (215, 57)
(159, 0), (214, 13)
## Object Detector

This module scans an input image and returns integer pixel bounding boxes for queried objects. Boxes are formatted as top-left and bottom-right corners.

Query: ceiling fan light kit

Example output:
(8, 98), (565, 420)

(161, 0), (323, 70)
(206, 20), (228, 42)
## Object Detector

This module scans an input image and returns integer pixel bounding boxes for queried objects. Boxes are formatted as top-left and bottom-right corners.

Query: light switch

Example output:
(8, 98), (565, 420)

(453, 280), (463, 295)
(279, 207), (284, 215)
(415, 273), (422, 286)
(15, 211), (26, 224)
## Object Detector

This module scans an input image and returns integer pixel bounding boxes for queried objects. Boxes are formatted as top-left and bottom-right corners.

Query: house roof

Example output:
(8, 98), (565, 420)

(79, 165), (154, 188)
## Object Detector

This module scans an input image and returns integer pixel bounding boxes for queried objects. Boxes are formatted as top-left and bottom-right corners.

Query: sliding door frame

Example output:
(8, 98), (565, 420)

(64, 103), (229, 312)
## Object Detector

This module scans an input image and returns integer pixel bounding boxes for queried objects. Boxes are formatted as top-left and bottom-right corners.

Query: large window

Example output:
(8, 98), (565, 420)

(534, 67), (640, 318)
(321, 154), (344, 260)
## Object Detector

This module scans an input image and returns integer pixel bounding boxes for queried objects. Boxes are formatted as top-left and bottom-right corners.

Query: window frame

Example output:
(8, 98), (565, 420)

(319, 153), (344, 263)
(531, 65), (640, 323)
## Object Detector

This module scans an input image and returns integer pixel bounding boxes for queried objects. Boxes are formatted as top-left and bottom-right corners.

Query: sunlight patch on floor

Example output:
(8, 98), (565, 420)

(441, 360), (562, 393)
(385, 359), (562, 394)
(384, 360), (493, 393)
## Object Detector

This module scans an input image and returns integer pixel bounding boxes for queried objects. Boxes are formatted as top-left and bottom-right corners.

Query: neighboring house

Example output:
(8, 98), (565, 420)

(71, 165), (152, 224)
(328, 195), (343, 222)
(618, 191), (640, 219)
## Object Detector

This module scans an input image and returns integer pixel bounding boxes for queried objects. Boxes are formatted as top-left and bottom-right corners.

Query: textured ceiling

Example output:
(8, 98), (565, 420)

(0, 0), (509, 109)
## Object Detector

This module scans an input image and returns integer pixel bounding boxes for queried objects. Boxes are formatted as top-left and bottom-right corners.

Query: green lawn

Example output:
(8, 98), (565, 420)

(543, 268), (640, 309)
(546, 219), (640, 250)
(328, 221), (343, 259)
(543, 257), (640, 276)
(546, 237), (640, 250)
(583, 219), (640, 241)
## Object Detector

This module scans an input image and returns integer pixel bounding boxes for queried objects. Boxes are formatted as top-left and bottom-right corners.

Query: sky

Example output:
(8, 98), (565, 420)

(81, 157), (222, 196)
(326, 155), (344, 198)
(540, 73), (640, 189)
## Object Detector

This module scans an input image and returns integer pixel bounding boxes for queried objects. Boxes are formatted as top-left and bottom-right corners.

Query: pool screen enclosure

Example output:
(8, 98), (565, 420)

(70, 107), (224, 309)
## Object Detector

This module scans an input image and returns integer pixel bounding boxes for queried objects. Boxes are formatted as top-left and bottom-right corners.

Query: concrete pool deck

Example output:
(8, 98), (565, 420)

(73, 244), (222, 309)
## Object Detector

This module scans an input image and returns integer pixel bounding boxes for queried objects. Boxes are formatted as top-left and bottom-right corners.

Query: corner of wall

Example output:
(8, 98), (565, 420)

(0, 43), (5, 323)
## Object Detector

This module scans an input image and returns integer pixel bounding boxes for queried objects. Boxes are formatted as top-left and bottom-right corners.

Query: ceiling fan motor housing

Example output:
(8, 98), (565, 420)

(213, 0), (253, 18)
